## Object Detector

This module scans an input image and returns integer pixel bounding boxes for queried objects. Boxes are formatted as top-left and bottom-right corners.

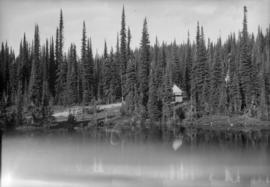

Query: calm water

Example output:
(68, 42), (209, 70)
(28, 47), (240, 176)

(1, 131), (270, 187)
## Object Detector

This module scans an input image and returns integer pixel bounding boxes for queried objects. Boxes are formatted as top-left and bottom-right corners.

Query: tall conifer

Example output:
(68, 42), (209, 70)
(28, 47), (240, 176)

(139, 18), (151, 117)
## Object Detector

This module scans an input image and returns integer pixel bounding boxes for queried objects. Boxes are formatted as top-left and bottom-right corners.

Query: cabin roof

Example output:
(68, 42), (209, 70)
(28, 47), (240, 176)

(172, 84), (182, 94)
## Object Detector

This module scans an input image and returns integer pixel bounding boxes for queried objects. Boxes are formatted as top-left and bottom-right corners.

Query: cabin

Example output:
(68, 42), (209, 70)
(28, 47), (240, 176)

(172, 84), (184, 103)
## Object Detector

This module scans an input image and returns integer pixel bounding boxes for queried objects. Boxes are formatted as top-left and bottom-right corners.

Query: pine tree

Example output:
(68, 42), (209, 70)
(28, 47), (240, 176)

(20, 34), (31, 93)
(251, 27), (264, 106)
(172, 40), (181, 86)
(139, 18), (151, 117)
(0, 43), (15, 105)
(66, 44), (78, 104)
(259, 73), (268, 120)
(259, 45), (270, 120)
(54, 28), (59, 98)
(231, 73), (241, 113)
(114, 33), (122, 100)
(6, 43), (13, 102)
(191, 23), (200, 113)
(120, 6), (127, 99)
(191, 23), (208, 114)
(87, 38), (94, 98)
(29, 25), (41, 106)
(226, 34), (242, 113)
(72, 45), (79, 103)
(77, 59), (83, 103)
(202, 39), (212, 113)
(126, 57), (136, 113)
(198, 26), (208, 110)
(239, 6), (252, 110)
(148, 38), (161, 121)
(16, 44), (24, 125)
(48, 37), (56, 98)
(103, 41), (112, 103)
(55, 10), (65, 104)
(59, 9), (64, 65)
(156, 43), (166, 100)
(16, 80), (23, 126)
(65, 45), (72, 105)
(183, 32), (192, 99)
(1, 45), (8, 96)
(211, 39), (223, 113)
(109, 48), (117, 102)
(0, 43), (4, 95)
(9, 52), (17, 104)
(0, 43), (4, 94)
(18, 40), (24, 86)
(96, 58), (104, 100)
(162, 57), (173, 122)
(41, 42), (50, 118)
(81, 21), (91, 104)
(127, 27), (131, 60)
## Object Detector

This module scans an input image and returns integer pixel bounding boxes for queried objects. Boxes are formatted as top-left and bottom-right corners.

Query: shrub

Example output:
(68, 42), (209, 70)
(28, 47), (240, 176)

(67, 113), (76, 123)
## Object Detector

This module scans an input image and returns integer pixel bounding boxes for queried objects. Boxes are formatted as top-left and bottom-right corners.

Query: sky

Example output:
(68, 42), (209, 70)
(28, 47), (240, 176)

(0, 0), (269, 56)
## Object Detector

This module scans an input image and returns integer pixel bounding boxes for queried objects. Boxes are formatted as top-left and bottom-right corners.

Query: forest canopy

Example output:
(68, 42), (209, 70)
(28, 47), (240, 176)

(0, 6), (269, 123)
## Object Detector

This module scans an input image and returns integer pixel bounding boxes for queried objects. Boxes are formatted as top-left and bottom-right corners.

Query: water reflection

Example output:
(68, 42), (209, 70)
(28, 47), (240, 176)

(2, 133), (270, 187)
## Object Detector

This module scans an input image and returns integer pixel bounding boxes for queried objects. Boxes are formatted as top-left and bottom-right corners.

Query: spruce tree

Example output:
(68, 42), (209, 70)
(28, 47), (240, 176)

(231, 73), (241, 113)
(54, 28), (59, 99)
(55, 10), (65, 104)
(66, 44), (78, 104)
(16, 44), (24, 125)
(114, 33), (122, 99)
(87, 38), (94, 98)
(120, 6), (127, 99)
(251, 27), (264, 106)
(41, 43), (50, 118)
(81, 21), (91, 104)
(191, 23), (208, 114)
(162, 57), (173, 122)
(239, 6), (252, 110)
(20, 34), (31, 93)
(48, 37), (56, 98)
(109, 48), (117, 102)
(139, 18), (151, 117)
(172, 40), (181, 86)
(156, 43), (166, 100)
(198, 26), (208, 110)
(77, 60), (83, 103)
(259, 45), (270, 120)
(126, 57), (136, 113)
(103, 41), (112, 103)
(127, 27), (131, 60)
(191, 23), (200, 113)
(16, 80), (23, 126)
(96, 58), (104, 100)
(59, 9), (64, 64)
(29, 25), (41, 106)
(183, 32), (192, 99)
(202, 39), (212, 112)
(211, 39), (223, 113)
(148, 38), (161, 121)
(0, 43), (4, 94)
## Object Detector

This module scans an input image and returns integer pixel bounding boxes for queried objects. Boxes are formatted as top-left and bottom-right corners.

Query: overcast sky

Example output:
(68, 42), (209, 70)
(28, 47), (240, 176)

(0, 0), (269, 56)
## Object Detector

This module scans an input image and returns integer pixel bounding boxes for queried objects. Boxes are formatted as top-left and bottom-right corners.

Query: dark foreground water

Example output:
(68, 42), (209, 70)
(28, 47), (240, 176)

(1, 131), (270, 187)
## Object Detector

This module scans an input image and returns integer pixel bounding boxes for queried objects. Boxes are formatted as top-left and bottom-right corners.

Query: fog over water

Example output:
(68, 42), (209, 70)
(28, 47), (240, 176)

(2, 133), (270, 187)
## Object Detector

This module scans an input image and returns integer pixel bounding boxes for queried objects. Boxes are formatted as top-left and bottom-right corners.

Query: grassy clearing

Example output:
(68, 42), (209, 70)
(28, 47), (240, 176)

(194, 115), (269, 126)
(52, 103), (122, 121)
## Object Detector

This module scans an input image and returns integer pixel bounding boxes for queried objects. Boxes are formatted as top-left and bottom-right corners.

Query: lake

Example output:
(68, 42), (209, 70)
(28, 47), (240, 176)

(1, 131), (270, 187)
